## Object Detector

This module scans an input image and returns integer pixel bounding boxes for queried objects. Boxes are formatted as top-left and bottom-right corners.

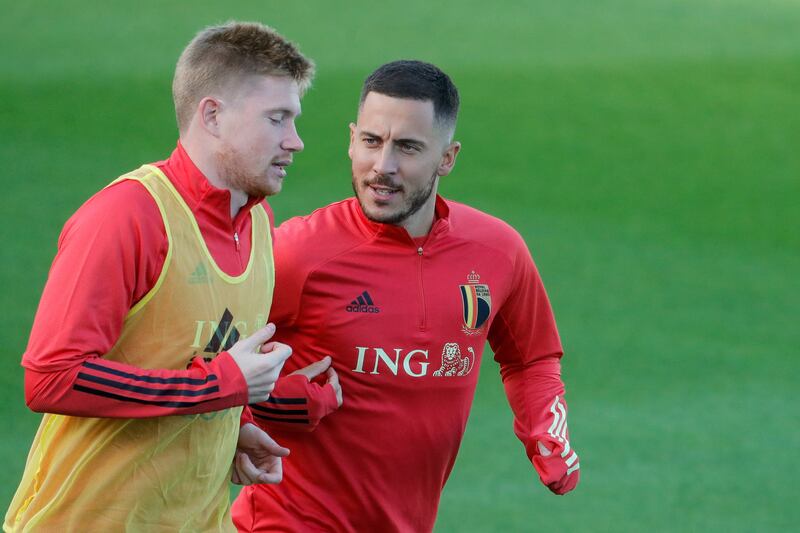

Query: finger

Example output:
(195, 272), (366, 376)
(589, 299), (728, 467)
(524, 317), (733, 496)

(257, 457), (283, 484)
(236, 452), (261, 485)
(260, 341), (277, 352)
(291, 356), (332, 379)
(260, 342), (293, 365)
(231, 465), (242, 485)
(239, 324), (277, 352)
(326, 369), (343, 406)
(326, 366), (339, 386)
(537, 440), (553, 457)
(256, 429), (290, 457)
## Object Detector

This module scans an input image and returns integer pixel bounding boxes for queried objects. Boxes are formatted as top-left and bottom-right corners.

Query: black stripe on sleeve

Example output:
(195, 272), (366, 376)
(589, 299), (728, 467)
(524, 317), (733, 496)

(252, 413), (309, 424)
(82, 361), (217, 385)
(264, 396), (307, 405)
(250, 404), (309, 416)
(76, 373), (219, 397)
(73, 384), (216, 408)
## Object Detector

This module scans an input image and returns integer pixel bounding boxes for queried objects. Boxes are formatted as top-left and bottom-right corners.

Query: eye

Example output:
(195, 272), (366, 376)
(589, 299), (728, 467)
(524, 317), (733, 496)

(363, 137), (379, 147)
(269, 117), (283, 125)
(400, 143), (419, 154)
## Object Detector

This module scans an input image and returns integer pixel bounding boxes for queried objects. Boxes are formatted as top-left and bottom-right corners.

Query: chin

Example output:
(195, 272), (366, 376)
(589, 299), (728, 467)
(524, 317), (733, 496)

(251, 176), (283, 197)
(362, 203), (405, 225)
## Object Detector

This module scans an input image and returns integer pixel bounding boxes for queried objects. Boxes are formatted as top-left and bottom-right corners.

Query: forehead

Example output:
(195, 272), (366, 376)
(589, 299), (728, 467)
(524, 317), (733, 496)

(230, 74), (302, 111)
(357, 92), (436, 138)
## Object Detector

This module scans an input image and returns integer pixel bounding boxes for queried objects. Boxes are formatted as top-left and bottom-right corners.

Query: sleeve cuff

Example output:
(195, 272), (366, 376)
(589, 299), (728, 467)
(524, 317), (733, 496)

(210, 351), (249, 407)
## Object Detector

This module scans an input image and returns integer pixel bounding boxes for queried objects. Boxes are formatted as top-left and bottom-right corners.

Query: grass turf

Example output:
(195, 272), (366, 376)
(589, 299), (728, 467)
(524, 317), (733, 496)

(1, 1), (798, 530)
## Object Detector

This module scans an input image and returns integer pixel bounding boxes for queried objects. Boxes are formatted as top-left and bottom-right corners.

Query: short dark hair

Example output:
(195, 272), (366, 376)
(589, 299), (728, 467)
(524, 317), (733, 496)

(359, 60), (459, 136)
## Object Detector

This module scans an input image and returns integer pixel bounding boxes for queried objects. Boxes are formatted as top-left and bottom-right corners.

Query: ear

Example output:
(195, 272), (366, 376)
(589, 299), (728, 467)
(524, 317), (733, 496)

(436, 141), (461, 177)
(198, 96), (223, 137)
(348, 122), (357, 160)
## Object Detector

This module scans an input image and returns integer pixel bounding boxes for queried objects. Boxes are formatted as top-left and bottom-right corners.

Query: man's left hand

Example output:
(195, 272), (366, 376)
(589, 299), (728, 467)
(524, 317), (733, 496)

(231, 423), (290, 485)
(531, 434), (580, 495)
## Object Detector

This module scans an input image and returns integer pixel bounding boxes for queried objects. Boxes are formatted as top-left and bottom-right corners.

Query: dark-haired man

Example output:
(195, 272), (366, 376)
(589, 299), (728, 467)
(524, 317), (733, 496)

(6, 22), (313, 531)
(233, 60), (580, 532)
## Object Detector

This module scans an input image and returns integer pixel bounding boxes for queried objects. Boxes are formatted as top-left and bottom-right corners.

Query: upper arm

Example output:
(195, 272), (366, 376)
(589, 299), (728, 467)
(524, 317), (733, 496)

(22, 180), (168, 372)
(488, 234), (563, 374)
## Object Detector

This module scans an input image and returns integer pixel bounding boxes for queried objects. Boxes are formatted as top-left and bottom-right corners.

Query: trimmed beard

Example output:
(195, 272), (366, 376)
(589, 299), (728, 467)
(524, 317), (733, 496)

(352, 170), (438, 226)
(214, 142), (278, 198)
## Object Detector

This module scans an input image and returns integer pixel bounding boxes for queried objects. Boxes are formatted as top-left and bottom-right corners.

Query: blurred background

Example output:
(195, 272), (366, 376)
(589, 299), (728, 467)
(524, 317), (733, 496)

(1, 1), (798, 530)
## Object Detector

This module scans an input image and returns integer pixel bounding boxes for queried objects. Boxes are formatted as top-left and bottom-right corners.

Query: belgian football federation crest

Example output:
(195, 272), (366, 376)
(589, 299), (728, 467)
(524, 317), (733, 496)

(459, 270), (491, 335)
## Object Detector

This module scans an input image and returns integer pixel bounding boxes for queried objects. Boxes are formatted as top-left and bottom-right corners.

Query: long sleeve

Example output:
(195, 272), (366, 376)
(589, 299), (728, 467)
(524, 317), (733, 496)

(250, 374), (338, 432)
(488, 237), (580, 494)
(22, 180), (249, 418)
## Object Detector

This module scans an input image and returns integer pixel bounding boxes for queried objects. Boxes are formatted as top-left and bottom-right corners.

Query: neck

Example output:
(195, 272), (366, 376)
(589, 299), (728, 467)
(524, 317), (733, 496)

(181, 135), (247, 219)
(226, 190), (248, 219)
(401, 199), (437, 238)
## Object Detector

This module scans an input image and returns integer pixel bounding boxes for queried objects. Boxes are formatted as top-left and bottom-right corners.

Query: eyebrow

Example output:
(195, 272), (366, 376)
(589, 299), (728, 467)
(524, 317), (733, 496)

(360, 130), (426, 148)
(267, 107), (301, 118)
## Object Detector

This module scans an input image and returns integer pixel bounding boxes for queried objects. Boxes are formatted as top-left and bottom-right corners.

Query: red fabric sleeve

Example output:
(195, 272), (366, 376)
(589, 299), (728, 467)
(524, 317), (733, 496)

(22, 180), (249, 417)
(488, 238), (580, 494)
(240, 405), (256, 427)
(249, 374), (339, 432)
(25, 352), (248, 418)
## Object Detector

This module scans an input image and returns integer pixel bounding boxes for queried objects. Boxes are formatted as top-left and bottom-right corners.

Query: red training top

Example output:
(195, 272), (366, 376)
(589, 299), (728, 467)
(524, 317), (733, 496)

(233, 197), (579, 533)
(22, 142), (268, 419)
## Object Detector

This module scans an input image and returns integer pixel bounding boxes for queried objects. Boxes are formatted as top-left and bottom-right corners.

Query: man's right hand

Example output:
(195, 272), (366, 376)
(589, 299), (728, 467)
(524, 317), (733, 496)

(228, 323), (292, 403)
(290, 356), (343, 407)
(248, 356), (342, 432)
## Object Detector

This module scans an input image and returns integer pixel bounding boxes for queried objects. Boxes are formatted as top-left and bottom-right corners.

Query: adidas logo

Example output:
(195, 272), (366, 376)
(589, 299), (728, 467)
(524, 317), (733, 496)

(203, 308), (240, 358)
(189, 262), (212, 284)
(346, 290), (380, 313)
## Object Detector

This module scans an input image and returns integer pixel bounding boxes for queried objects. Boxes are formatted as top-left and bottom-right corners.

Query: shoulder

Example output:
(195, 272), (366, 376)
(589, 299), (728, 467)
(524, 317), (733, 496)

(61, 177), (165, 249)
(274, 198), (368, 261)
(445, 199), (529, 255)
(270, 199), (368, 302)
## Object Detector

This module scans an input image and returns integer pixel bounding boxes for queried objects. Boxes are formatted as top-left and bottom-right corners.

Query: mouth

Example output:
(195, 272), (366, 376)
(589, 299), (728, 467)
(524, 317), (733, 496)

(271, 159), (292, 178)
(367, 183), (402, 198)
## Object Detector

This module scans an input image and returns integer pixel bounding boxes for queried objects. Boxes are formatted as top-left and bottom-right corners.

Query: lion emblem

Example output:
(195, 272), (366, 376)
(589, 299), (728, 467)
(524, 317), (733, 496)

(432, 343), (474, 377)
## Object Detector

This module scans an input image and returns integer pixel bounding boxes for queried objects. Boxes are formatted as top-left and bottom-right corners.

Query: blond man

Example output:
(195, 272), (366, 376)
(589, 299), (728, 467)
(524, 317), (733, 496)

(5, 22), (313, 531)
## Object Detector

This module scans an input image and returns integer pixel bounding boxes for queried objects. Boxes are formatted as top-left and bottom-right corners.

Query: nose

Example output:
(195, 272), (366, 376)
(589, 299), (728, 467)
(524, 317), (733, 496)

(281, 121), (304, 153)
(373, 145), (398, 176)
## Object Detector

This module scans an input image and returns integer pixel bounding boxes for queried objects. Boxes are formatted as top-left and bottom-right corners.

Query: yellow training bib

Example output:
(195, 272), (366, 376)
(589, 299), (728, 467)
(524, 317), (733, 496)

(5, 165), (274, 532)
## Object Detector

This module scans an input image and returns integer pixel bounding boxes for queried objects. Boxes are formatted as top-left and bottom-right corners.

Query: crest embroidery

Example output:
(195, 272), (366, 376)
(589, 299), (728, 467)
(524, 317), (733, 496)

(459, 270), (491, 335)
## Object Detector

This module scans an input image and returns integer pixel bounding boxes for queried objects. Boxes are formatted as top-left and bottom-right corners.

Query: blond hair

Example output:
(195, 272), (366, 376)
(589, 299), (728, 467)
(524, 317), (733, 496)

(172, 21), (314, 132)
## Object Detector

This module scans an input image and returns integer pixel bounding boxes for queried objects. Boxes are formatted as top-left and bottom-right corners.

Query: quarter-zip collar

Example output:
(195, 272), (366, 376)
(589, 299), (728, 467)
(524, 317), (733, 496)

(156, 141), (263, 228)
(350, 195), (451, 248)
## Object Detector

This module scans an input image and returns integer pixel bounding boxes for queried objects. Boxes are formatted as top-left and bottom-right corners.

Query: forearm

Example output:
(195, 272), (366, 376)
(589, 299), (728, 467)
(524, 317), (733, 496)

(501, 355), (567, 447)
(25, 351), (248, 418)
(250, 374), (337, 432)
(501, 355), (580, 493)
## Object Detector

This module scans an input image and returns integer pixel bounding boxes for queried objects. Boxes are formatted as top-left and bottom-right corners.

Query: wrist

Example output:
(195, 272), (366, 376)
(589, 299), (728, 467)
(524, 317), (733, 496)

(208, 351), (249, 406)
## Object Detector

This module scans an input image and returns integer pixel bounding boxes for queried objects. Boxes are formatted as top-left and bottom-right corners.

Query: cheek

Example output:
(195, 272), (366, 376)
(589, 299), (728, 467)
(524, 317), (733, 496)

(405, 159), (434, 180)
(351, 150), (374, 175)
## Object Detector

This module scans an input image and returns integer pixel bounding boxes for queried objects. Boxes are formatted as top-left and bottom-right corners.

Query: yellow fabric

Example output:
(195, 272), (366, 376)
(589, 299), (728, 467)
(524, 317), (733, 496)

(5, 165), (274, 532)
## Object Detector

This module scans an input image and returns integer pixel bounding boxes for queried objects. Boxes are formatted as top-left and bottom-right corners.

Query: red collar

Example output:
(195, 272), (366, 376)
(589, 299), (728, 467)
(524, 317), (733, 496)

(154, 141), (262, 227)
(351, 195), (451, 246)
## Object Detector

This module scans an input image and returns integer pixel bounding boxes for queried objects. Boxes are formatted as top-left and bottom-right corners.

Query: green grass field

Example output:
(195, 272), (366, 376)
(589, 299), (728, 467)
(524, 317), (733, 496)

(2, 1), (798, 530)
